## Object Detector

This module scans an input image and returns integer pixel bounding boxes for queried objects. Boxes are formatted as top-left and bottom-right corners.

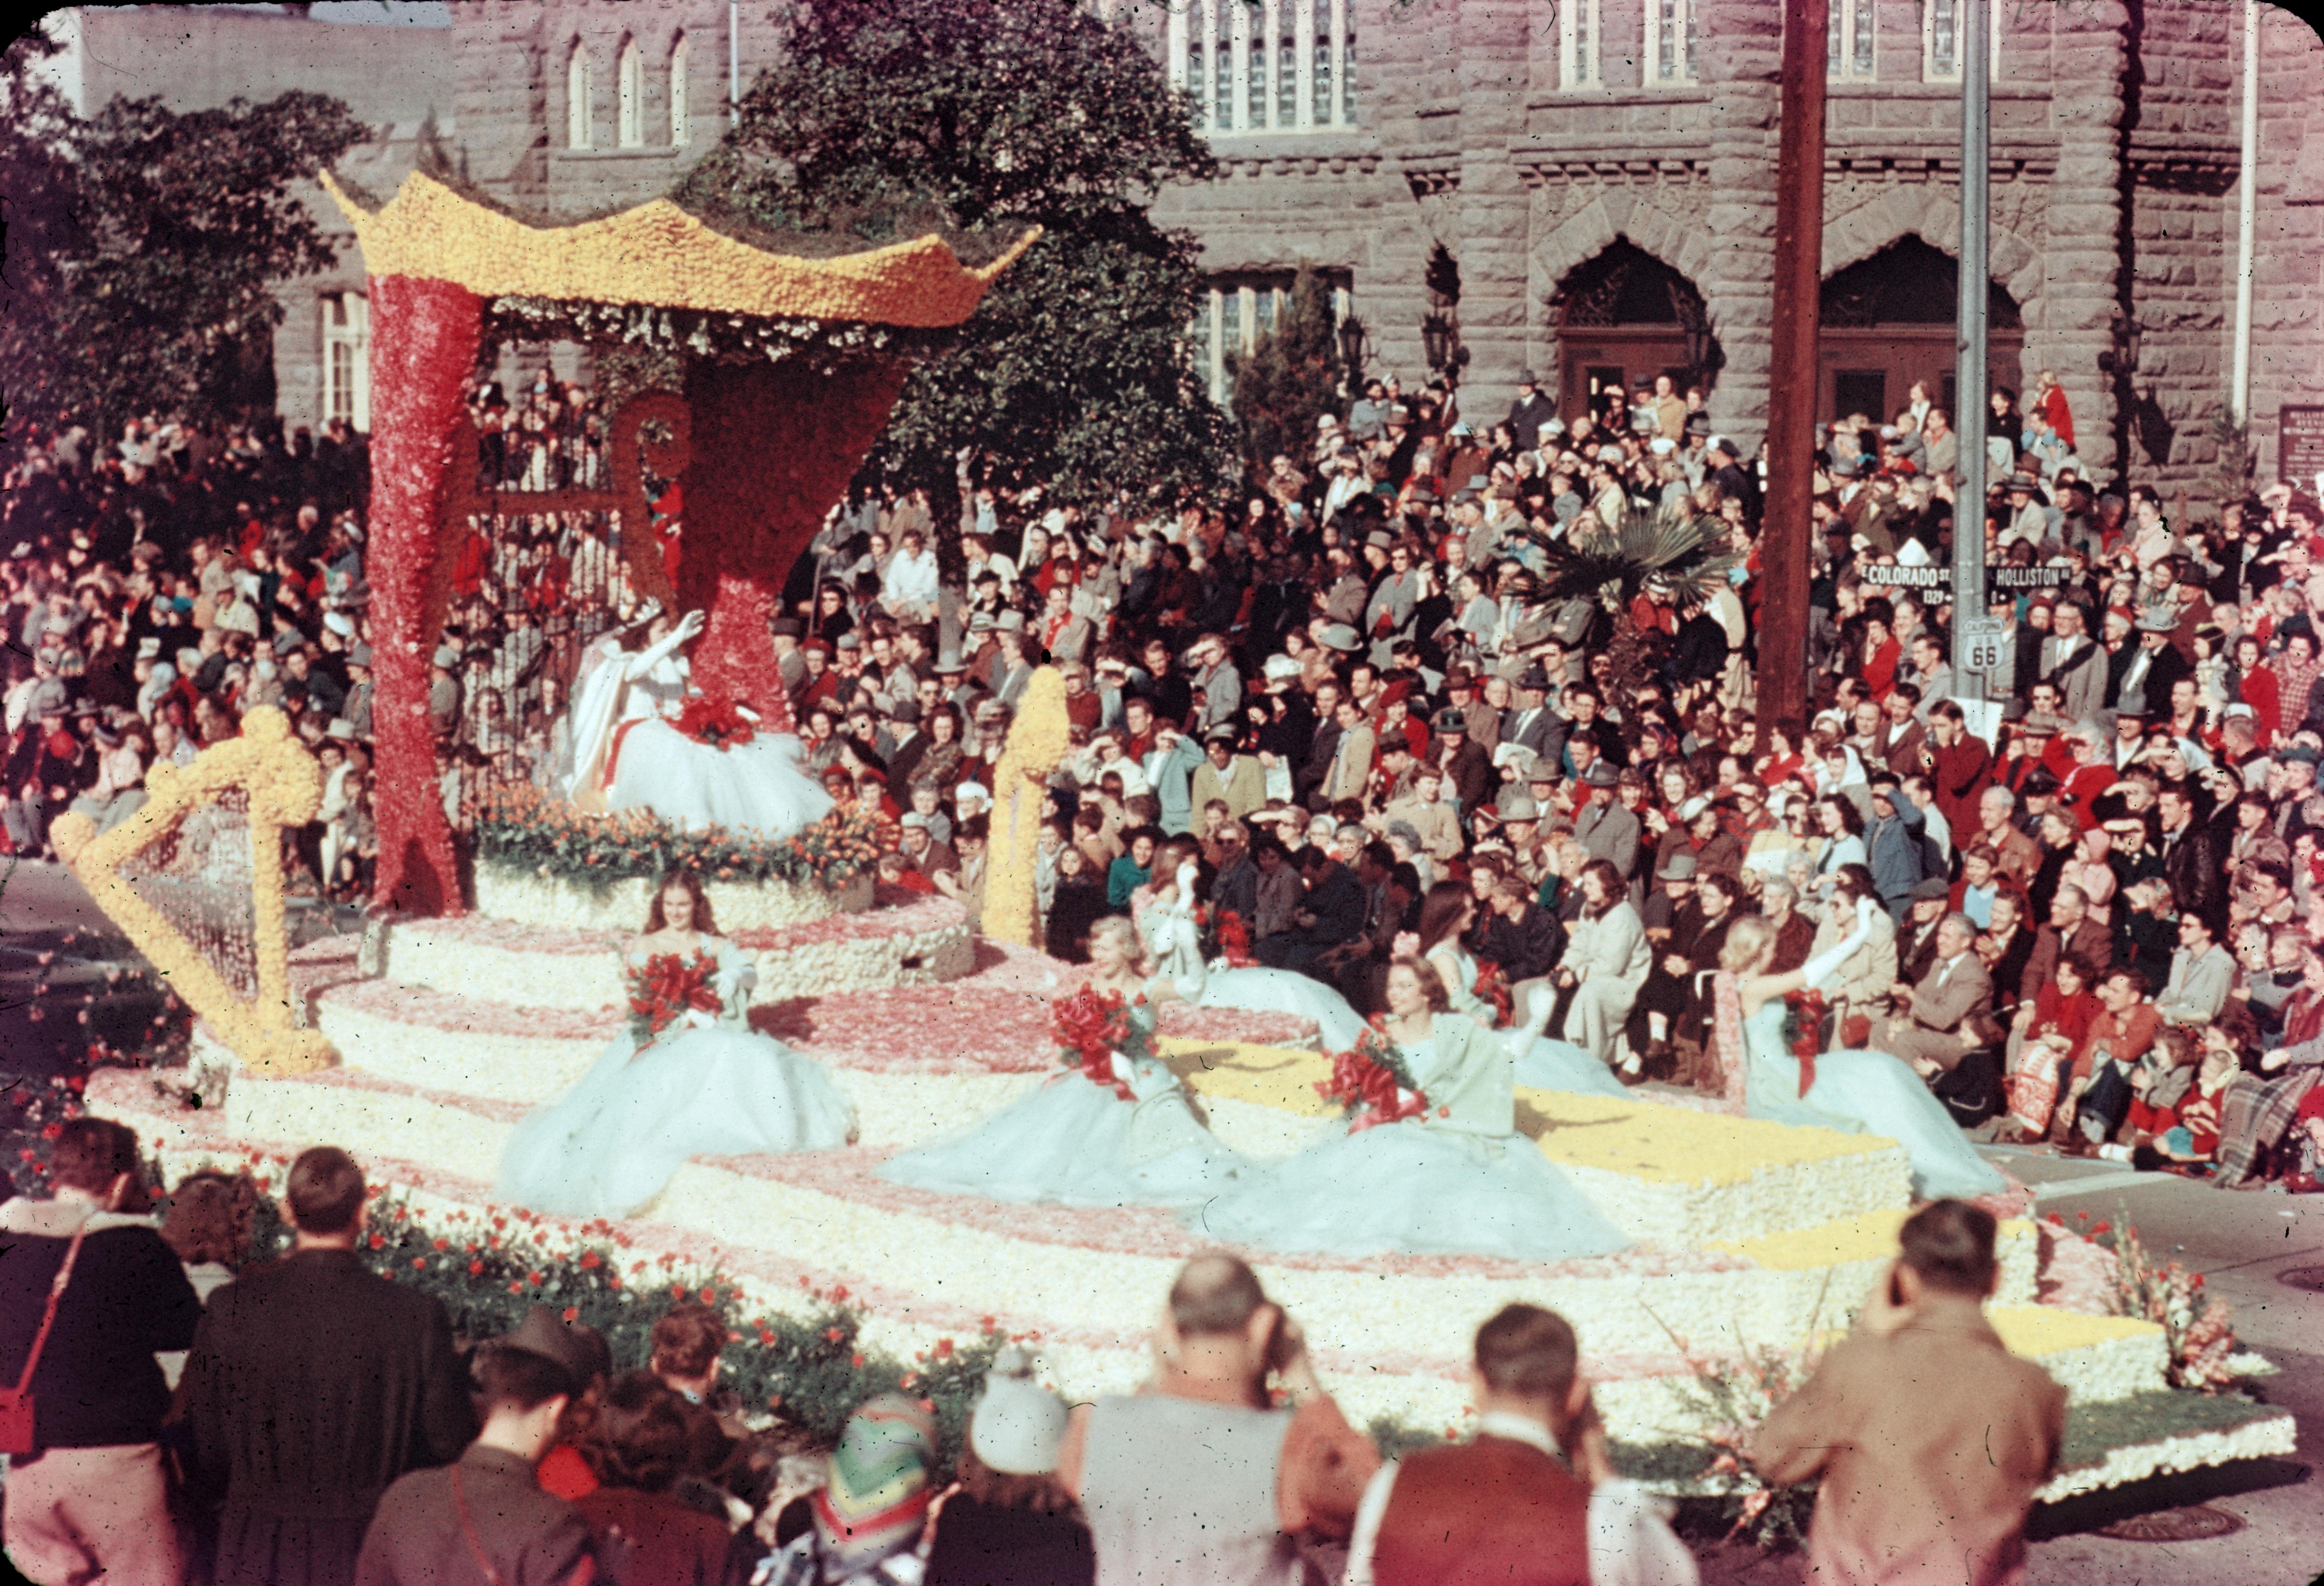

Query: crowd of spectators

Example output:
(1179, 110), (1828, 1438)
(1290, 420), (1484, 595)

(11, 361), (2324, 1187)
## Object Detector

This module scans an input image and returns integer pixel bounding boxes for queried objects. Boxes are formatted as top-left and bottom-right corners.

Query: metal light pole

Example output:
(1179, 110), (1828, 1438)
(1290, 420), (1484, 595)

(1757, 0), (1829, 750)
(1950, 0), (1991, 702)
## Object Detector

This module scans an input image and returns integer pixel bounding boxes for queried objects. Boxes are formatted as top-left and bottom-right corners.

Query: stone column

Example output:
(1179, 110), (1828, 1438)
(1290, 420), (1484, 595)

(2043, 0), (2130, 485)
(1453, 0), (1535, 420)
(1696, 0), (1784, 457)
(1356, 0), (1449, 388)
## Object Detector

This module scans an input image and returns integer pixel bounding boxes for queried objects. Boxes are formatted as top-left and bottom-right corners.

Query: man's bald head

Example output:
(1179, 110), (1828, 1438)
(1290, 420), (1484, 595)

(1169, 1253), (1268, 1338)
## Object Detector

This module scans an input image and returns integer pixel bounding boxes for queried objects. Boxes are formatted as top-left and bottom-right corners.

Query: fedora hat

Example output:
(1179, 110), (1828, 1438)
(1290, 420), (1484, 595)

(1583, 761), (1620, 789)
(1656, 851), (1697, 881)
(1318, 624), (1363, 654)
(496, 1304), (603, 1386)
(2135, 607), (2179, 634)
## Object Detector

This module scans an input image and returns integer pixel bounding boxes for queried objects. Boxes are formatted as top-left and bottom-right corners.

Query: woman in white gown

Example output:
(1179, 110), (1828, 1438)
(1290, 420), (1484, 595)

(1135, 840), (1372, 1050)
(496, 868), (858, 1217)
(1710, 903), (2007, 1200)
(1407, 880), (1631, 1100)
(1189, 958), (1630, 1261)
(561, 604), (833, 840)
(875, 915), (1245, 1208)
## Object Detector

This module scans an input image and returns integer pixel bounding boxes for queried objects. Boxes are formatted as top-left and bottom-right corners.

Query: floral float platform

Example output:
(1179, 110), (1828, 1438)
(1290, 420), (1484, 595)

(92, 863), (2287, 1489)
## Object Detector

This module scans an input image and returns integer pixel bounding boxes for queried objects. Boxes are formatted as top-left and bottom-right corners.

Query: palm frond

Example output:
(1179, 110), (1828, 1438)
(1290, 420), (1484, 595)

(1511, 496), (1741, 612)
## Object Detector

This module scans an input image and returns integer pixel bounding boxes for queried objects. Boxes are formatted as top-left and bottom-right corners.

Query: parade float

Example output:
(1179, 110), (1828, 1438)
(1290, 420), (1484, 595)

(67, 169), (2292, 1509)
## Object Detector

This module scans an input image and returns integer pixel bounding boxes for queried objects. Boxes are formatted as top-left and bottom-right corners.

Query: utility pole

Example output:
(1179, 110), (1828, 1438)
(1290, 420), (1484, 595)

(1757, 0), (1829, 750)
(1951, 0), (1992, 703)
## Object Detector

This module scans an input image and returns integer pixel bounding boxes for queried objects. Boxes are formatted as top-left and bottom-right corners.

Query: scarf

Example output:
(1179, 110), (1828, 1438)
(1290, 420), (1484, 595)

(810, 1394), (936, 1579)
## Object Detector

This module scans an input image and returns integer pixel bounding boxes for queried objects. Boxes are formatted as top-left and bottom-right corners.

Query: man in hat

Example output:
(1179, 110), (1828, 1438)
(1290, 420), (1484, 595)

(2114, 606), (2192, 721)
(1432, 704), (1494, 811)
(343, 646), (375, 741)
(1498, 665), (1563, 769)
(179, 1147), (476, 1586)
(1574, 760), (1641, 892)
(2035, 602), (2106, 729)
(1506, 373), (1557, 452)
(354, 1309), (596, 1586)
(1894, 876), (1957, 988)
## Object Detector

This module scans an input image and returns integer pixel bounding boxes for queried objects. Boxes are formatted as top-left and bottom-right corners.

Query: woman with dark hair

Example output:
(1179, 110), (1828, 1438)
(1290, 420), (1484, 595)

(496, 867), (857, 1217)
(1191, 957), (1628, 1260)
(912, 704), (965, 799)
(573, 1374), (752, 1586)
(1129, 838), (1371, 1049)
(1405, 878), (1628, 1098)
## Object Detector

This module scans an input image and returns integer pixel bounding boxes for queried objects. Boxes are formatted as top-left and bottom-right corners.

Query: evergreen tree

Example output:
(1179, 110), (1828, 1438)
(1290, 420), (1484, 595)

(674, 0), (1239, 569)
(1228, 265), (1340, 478)
(0, 29), (366, 444)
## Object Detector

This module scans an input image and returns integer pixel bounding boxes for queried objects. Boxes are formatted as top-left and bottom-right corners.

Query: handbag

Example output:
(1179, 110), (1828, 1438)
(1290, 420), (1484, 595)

(0, 1217), (92, 1457)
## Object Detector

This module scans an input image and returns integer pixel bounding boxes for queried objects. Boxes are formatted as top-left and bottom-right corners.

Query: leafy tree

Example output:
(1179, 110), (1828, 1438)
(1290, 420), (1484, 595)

(1229, 264), (1340, 478)
(674, 0), (1239, 568)
(1508, 497), (1739, 699)
(0, 30), (365, 446)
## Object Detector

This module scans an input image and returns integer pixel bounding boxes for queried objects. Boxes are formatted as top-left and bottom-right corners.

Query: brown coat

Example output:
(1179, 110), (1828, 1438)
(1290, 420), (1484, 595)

(1366, 1436), (1590, 1586)
(1755, 1297), (2065, 1586)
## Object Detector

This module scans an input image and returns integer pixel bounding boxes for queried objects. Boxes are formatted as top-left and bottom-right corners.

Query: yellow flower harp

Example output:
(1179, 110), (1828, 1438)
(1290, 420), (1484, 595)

(50, 707), (336, 1076)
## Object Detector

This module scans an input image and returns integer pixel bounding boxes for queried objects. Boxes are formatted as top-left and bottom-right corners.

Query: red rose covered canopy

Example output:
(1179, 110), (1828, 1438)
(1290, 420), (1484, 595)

(322, 171), (1031, 917)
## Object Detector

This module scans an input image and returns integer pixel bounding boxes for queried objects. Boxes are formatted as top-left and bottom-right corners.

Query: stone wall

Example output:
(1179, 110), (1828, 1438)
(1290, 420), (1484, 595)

(2249, 3), (2324, 489)
(55, 0), (2320, 504)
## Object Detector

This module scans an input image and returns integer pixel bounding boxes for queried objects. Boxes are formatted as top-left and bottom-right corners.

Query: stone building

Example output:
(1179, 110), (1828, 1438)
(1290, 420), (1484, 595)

(37, 0), (2324, 489)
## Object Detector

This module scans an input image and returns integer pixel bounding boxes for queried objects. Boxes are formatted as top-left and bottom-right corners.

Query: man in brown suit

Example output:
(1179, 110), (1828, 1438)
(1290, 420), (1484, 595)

(1757, 1201), (2065, 1586)
(1876, 914), (1996, 1077)
(2021, 883), (2114, 1002)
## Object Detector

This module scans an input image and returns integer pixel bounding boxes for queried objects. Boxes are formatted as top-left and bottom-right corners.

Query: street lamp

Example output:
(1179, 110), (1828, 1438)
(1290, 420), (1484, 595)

(1337, 313), (1368, 380)
(1421, 310), (1463, 378)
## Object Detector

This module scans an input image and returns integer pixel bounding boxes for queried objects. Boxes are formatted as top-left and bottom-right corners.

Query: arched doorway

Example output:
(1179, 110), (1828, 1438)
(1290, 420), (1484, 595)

(1818, 237), (2023, 426)
(1551, 241), (1721, 430)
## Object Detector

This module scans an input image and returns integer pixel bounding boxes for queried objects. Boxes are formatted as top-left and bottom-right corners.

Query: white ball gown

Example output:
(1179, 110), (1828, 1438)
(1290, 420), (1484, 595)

(495, 933), (857, 1217)
(1188, 1010), (1630, 1261)
(875, 995), (1246, 1208)
(1425, 944), (1631, 1100)
(1723, 980), (2005, 1201)
(562, 626), (832, 840)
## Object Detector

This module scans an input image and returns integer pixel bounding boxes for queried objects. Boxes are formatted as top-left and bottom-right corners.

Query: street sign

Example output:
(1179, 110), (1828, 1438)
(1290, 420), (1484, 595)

(2281, 405), (2324, 487)
(1962, 617), (2008, 677)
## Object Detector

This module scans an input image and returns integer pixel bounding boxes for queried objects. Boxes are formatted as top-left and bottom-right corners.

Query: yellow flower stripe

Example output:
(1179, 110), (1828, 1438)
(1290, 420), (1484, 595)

(1987, 1303), (2162, 1354)
(50, 707), (335, 1077)
(1156, 1040), (1888, 1185)
(320, 171), (1038, 329)
(982, 667), (1072, 947)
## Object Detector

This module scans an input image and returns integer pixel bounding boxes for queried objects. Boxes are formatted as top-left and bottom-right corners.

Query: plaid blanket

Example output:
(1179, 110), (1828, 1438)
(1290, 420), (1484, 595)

(2213, 1067), (2322, 1186)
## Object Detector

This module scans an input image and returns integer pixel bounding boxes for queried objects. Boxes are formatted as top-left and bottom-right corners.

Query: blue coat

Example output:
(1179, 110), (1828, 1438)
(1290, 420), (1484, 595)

(1865, 799), (1929, 902)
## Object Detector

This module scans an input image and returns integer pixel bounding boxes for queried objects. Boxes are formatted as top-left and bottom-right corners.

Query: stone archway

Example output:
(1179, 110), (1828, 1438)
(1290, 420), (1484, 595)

(1818, 237), (2026, 427)
(1547, 240), (1722, 428)
(1528, 188), (1734, 436)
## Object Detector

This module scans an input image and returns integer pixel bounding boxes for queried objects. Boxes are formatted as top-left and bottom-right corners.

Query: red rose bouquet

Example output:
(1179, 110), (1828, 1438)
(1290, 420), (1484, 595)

(1213, 908), (1256, 969)
(1781, 988), (1829, 1097)
(1472, 959), (1514, 1028)
(1051, 985), (1140, 1100)
(675, 694), (755, 751)
(628, 951), (723, 1045)
(1314, 1017), (1431, 1133)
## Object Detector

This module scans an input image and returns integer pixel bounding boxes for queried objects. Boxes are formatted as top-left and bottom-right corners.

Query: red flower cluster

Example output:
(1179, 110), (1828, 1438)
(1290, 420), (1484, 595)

(674, 694), (756, 751)
(1783, 989), (1829, 1097)
(1314, 1022), (1430, 1133)
(1214, 908), (1256, 969)
(627, 951), (723, 1042)
(1471, 959), (1514, 1028)
(1051, 985), (1136, 1100)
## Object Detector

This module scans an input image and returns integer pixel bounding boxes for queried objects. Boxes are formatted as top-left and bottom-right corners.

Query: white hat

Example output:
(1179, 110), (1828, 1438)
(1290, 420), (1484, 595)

(969, 1346), (1068, 1476)
(900, 812), (932, 830)
(956, 781), (991, 806)
(1262, 654), (1303, 682)
(1650, 437), (1676, 456)
(323, 610), (355, 638)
